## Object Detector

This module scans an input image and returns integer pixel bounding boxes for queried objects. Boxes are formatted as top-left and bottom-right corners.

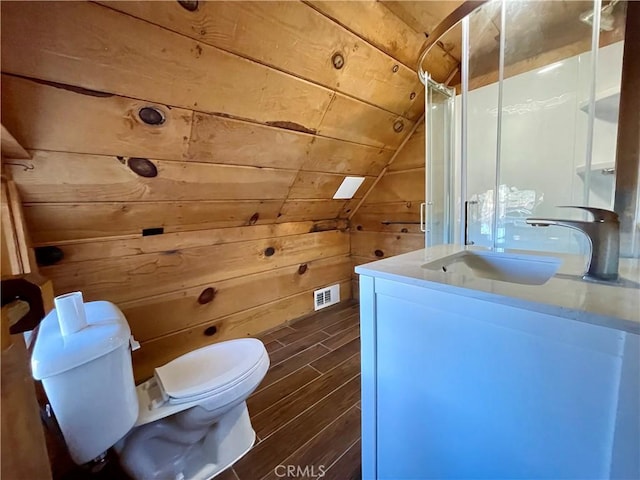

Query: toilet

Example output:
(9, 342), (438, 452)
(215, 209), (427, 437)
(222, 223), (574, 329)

(31, 300), (269, 480)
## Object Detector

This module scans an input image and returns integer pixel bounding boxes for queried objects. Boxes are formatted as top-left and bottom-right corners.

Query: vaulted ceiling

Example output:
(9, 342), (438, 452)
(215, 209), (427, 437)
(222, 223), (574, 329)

(0, 2), (437, 240)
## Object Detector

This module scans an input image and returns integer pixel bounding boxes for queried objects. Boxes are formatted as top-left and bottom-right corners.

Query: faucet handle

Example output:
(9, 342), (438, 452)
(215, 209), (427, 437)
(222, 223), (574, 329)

(557, 206), (619, 222)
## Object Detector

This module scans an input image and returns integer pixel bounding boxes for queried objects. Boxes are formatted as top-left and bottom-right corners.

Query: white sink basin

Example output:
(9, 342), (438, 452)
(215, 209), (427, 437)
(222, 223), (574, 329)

(422, 250), (563, 286)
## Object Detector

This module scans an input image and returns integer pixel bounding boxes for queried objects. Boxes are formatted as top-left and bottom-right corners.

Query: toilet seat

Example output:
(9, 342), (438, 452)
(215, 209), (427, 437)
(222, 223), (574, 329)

(155, 338), (266, 403)
(134, 338), (269, 427)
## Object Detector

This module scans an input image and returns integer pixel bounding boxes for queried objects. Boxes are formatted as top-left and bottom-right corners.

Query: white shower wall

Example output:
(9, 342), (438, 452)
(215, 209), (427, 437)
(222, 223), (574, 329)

(454, 41), (624, 253)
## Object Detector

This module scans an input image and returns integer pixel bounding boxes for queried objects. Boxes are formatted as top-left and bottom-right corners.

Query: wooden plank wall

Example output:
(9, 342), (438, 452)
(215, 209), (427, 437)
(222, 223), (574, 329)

(350, 121), (426, 297)
(0, 1), (445, 381)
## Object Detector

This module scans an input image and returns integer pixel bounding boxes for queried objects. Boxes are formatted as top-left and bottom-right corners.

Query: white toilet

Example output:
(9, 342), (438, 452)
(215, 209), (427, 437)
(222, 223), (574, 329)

(31, 301), (269, 480)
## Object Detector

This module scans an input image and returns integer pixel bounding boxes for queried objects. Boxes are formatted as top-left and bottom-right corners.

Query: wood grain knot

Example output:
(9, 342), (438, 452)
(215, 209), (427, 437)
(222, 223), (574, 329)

(249, 212), (260, 225)
(401, 228), (409, 233)
(203, 325), (217, 336)
(138, 106), (166, 125)
(332, 52), (345, 70)
(264, 247), (276, 257)
(198, 287), (217, 305)
(128, 158), (158, 178)
(374, 249), (384, 258)
(35, 246), (64, 266)
(298, 264), (308, 275)
(177, 0), (199, 12)
(356, 225), (363, 231)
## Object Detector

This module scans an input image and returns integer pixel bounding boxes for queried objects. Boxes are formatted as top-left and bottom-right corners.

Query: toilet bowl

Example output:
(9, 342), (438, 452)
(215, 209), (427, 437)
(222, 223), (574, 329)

(31, 301), (269, 480)
(118, 339), (269, 480)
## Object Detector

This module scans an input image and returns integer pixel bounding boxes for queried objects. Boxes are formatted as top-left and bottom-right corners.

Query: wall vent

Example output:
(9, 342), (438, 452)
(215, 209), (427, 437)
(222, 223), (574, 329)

(313, 284), (340, 311)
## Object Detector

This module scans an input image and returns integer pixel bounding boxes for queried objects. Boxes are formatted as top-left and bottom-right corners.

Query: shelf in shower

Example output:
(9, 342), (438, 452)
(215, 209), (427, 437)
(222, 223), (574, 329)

(579, 87), (620, 124)
(576, 161), (615, 177)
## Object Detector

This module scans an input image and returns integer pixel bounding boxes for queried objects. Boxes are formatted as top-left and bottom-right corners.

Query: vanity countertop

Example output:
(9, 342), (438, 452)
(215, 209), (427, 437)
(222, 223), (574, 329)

(355, 245), (640, 334)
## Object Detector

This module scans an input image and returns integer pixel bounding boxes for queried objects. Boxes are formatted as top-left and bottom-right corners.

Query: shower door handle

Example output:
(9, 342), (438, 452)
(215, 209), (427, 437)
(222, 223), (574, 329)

(464, 200), (478, 245)
(420, 203), (426, 233)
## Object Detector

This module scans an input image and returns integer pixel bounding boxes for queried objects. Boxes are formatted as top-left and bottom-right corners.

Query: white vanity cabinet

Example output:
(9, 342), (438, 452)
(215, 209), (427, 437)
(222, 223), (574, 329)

(357, 251), (639, 480)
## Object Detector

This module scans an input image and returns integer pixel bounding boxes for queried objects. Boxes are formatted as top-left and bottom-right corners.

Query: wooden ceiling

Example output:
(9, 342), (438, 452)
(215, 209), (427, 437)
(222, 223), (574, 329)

(382, 0), (465, 83)
(0, 1), (435, 241)
(468, 0), (627, 88)
(1, 1), (627, 243)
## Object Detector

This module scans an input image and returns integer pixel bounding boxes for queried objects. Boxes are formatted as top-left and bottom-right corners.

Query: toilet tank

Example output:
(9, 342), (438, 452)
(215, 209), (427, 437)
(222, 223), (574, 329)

(31, 301), (138, 465)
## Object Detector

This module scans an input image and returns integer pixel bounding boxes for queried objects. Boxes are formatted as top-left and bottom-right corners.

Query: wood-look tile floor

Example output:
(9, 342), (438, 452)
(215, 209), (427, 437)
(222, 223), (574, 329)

(56, 301), (361, 480)
(226, 300), (362, 480)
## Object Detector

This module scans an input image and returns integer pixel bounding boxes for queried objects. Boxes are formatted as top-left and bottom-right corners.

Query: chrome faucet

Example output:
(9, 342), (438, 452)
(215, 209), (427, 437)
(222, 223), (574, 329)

(526, 206), (620, 281)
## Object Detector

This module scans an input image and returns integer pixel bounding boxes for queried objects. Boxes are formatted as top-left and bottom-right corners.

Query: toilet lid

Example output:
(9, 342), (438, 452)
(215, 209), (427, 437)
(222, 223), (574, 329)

(154, 338), (267, 400)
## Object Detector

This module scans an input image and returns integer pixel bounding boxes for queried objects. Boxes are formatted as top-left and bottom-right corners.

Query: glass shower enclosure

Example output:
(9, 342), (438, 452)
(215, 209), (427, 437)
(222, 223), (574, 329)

(420, 0), (631, 257)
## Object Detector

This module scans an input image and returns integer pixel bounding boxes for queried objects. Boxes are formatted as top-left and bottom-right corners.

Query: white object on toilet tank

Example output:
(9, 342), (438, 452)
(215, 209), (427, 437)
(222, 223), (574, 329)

(54, 291), (88, 336)
(31, 301), (139, 465)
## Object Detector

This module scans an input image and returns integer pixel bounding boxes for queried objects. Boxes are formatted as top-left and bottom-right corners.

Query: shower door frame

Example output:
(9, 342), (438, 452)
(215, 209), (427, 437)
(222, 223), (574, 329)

(423, 75), (456, 247)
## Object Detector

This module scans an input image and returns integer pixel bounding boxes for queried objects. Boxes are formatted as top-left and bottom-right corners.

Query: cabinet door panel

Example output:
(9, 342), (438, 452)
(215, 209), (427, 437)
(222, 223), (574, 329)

(375, 292), (622, 479)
